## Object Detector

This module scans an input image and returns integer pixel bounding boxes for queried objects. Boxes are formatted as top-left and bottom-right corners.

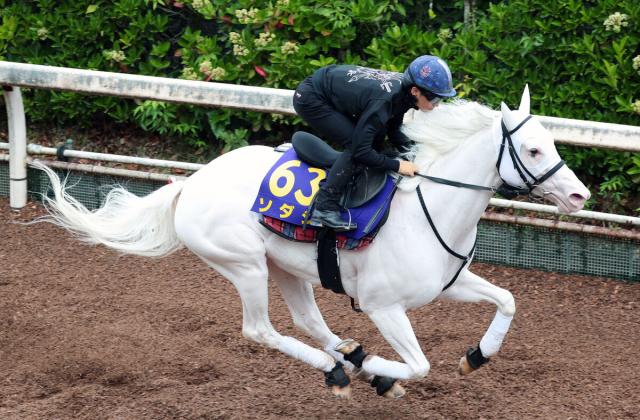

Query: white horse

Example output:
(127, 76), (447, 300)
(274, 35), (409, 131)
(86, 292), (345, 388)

(34, 86), (589, 398)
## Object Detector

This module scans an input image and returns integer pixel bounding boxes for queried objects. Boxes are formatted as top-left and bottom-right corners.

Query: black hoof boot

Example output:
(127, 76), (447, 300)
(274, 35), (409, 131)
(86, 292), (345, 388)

(309, 209), (357, 231)
(371, 375), (398, 397)
(324, 362), (351, 398)
(466, 344), (489, 369)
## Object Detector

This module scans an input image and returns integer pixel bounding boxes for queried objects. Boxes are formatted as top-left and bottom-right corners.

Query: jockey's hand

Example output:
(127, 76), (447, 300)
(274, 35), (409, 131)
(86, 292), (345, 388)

(398, 161), (419, 176)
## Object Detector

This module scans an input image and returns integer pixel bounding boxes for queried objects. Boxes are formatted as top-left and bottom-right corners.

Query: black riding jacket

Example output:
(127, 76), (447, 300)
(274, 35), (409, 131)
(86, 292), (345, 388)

(311, 65), (416, 171)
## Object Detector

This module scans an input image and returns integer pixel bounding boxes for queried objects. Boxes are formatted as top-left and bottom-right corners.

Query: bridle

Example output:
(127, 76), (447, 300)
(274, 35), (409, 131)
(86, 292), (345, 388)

(415, 114), (566, 199)
(495, 115), (565, 199)
(413, 114), (566, 291)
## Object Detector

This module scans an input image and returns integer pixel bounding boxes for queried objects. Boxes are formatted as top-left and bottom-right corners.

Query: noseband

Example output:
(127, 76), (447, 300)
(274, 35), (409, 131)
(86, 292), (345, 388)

(496, 115), (565, 198)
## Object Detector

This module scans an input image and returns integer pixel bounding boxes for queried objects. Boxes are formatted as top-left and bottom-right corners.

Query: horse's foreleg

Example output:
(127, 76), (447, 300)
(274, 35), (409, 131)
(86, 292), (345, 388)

(269, 265), (372, 386)
(440, 269), (515, 375)
(328, 305), (429, 398)
(270, 265), (403, 397)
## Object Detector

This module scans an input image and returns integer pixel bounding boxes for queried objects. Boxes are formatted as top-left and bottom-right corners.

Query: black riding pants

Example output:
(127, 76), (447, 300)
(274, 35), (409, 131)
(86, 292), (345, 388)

(293, 77), (356, 211)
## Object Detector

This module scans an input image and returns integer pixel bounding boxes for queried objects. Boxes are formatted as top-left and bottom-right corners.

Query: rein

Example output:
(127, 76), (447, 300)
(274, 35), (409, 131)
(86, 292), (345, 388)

(414, 173), (495, 192)
(416, 185), (476, 291)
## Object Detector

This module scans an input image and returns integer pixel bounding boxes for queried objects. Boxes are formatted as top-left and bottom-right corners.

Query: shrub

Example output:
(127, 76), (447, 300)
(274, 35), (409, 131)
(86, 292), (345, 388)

(0, 0), (638, 213)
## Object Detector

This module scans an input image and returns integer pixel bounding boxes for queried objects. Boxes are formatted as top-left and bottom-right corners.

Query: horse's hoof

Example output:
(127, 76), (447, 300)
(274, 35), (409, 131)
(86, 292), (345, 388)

(382, 381), (406, 399)
(335, 338), (361, 356)
(352, 367), (374, 382)
(330, 384), (352, 399)
(458, 355), (476, 375)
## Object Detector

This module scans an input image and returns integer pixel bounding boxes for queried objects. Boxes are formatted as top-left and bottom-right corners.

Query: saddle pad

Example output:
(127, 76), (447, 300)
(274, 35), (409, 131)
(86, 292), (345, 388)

(250, 147), (395, 240)
(260, 216), (376, 251)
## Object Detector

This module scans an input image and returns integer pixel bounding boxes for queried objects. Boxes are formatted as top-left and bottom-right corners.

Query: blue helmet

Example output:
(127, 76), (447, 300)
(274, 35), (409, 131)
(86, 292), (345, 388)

(404, 55), (456, 97)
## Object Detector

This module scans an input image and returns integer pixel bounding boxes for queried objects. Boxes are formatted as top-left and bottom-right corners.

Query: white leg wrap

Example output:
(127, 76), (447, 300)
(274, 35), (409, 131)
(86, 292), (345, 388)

(362, 356), (416, 380)
(479, 311), (513, 358)
(278, 336), (336, 372)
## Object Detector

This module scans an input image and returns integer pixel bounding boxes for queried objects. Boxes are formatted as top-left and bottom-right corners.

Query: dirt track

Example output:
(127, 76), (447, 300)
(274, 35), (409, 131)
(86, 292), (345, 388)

(1, 199), (638, 419)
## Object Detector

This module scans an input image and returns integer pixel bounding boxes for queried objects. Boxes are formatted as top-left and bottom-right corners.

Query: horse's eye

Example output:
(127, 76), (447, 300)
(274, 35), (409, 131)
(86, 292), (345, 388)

(529, 148), (539, 157)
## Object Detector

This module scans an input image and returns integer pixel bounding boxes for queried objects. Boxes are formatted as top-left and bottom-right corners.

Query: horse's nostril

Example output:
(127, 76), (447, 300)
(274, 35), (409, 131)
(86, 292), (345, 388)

(569, 193), (587, 204)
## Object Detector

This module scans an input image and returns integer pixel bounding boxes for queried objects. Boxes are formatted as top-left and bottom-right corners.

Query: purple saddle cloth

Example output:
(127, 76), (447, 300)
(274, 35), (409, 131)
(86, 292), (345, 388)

(251, 148), (395, 240)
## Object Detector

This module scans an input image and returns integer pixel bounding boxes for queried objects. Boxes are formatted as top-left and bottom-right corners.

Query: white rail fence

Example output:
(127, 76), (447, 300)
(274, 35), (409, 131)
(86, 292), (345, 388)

(1, 61), (639, 234)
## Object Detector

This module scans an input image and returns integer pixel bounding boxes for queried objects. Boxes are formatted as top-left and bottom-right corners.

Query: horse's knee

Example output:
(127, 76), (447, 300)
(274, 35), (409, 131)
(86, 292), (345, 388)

(292, 315), (313, 335)
(500, 291), (516, 317)
(242, 325), (279, 348)
(292, 314), (336, 346)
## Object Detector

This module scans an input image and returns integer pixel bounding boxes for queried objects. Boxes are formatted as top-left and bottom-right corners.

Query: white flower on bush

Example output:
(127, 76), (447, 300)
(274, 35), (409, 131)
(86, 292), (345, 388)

(632, 100), (640, 115)
(633, 56), (640, 75)
(229, 32), (242, 45)
(281, 41), (299, 55)
(233, 44), (249, 57)
(37, 27), (49, 40)
(192, 0), (210, 10)
(103, 49), (126, 63)
(235, 8), (258, 24)
(199, 60), (213, 75)
(604, 12), (629, 33)
(276, 0), (289, 8)
(209, 67), (226, 80)
(181, 67), (199, 80)
(255, 32), (275, 48)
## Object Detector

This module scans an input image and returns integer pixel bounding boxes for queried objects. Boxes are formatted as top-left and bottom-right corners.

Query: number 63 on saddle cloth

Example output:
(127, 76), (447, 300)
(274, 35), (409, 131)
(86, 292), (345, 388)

(250, 147), (397, 250)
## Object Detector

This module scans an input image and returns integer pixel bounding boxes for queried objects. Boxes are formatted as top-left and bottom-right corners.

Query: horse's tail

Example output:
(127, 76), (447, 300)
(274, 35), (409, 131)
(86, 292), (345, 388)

(32, 161), (185, 257)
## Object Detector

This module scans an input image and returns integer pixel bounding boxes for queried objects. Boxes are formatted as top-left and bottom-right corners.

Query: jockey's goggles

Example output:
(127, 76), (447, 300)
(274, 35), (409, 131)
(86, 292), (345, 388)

(424, 91), (443, 105)
(419, 88), (444, 105)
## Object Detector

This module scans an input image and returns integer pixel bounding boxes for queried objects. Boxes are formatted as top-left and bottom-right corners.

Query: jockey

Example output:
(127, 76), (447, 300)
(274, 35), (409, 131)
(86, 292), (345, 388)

(293, 55), (457, 231)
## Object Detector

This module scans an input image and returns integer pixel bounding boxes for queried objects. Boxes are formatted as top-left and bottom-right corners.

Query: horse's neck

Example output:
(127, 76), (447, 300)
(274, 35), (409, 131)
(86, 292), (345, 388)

(419, 119), (501, 250)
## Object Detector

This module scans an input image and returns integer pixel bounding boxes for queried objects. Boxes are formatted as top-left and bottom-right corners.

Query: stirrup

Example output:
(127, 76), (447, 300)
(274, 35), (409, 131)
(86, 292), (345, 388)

(309, 209), (357, 231)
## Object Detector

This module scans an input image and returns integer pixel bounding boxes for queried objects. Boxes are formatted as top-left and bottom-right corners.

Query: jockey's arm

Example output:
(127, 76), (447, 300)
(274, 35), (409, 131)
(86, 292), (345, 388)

(350, 100), (417, 176)
(387, 112), (415, 153)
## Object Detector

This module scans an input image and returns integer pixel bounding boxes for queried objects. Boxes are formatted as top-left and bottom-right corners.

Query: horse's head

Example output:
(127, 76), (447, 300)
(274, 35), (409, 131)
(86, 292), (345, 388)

(498, 86), (590, 213)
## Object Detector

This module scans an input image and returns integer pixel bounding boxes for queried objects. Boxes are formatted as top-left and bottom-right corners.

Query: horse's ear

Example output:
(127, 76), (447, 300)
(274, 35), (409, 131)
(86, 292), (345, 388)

(500, 102), (515, 127)
(519, 84), (530, 114)
(500, 101), (519, 129)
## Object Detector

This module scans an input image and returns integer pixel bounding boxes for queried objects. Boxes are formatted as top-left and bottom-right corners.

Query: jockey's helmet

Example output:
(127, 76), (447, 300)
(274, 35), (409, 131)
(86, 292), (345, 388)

(404, 55), (456, 98)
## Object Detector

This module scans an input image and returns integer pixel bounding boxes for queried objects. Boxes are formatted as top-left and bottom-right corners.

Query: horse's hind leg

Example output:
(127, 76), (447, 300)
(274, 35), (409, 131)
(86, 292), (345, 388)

(198, 254), (352, 397)
(439, 269), (515, 375)
(268, 264), (345, 361)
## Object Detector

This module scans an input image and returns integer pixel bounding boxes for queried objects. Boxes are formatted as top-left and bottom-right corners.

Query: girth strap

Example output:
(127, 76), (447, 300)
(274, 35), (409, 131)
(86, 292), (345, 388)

(416, 186), (476, 291)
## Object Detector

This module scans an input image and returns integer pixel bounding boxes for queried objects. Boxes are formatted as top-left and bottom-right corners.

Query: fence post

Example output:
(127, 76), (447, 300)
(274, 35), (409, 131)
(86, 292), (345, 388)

(3, 86), (27, 209)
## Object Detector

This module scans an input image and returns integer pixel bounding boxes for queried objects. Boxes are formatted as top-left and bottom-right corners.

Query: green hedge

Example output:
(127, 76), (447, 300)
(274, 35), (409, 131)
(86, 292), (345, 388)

(1, 0), (639, 214)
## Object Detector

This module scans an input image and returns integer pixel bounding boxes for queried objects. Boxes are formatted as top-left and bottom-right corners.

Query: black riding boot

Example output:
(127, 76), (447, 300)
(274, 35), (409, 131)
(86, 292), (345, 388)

(309, 153), (357, 231)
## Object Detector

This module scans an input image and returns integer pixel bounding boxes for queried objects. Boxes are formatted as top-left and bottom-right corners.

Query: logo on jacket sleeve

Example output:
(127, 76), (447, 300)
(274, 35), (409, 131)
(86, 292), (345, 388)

(346, 67), (403, 93)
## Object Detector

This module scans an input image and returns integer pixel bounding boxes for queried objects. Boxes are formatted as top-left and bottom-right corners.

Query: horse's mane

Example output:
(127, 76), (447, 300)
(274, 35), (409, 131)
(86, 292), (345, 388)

(401, 100), (497, 165)
(395, 100), (498, 190)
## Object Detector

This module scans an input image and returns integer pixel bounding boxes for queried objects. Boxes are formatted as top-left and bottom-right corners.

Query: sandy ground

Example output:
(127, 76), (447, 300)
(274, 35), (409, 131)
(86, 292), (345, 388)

(1, 199), (638, 419)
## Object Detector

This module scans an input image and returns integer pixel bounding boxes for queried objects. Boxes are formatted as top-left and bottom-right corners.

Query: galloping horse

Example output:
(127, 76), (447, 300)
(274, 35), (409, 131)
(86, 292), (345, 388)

(34, 87), (590, 398)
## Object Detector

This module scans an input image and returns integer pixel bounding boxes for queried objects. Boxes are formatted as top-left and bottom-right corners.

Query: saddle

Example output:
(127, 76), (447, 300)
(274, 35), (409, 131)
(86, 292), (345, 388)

(252, 135), (399, 302)
(291, 131), (388, 208)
